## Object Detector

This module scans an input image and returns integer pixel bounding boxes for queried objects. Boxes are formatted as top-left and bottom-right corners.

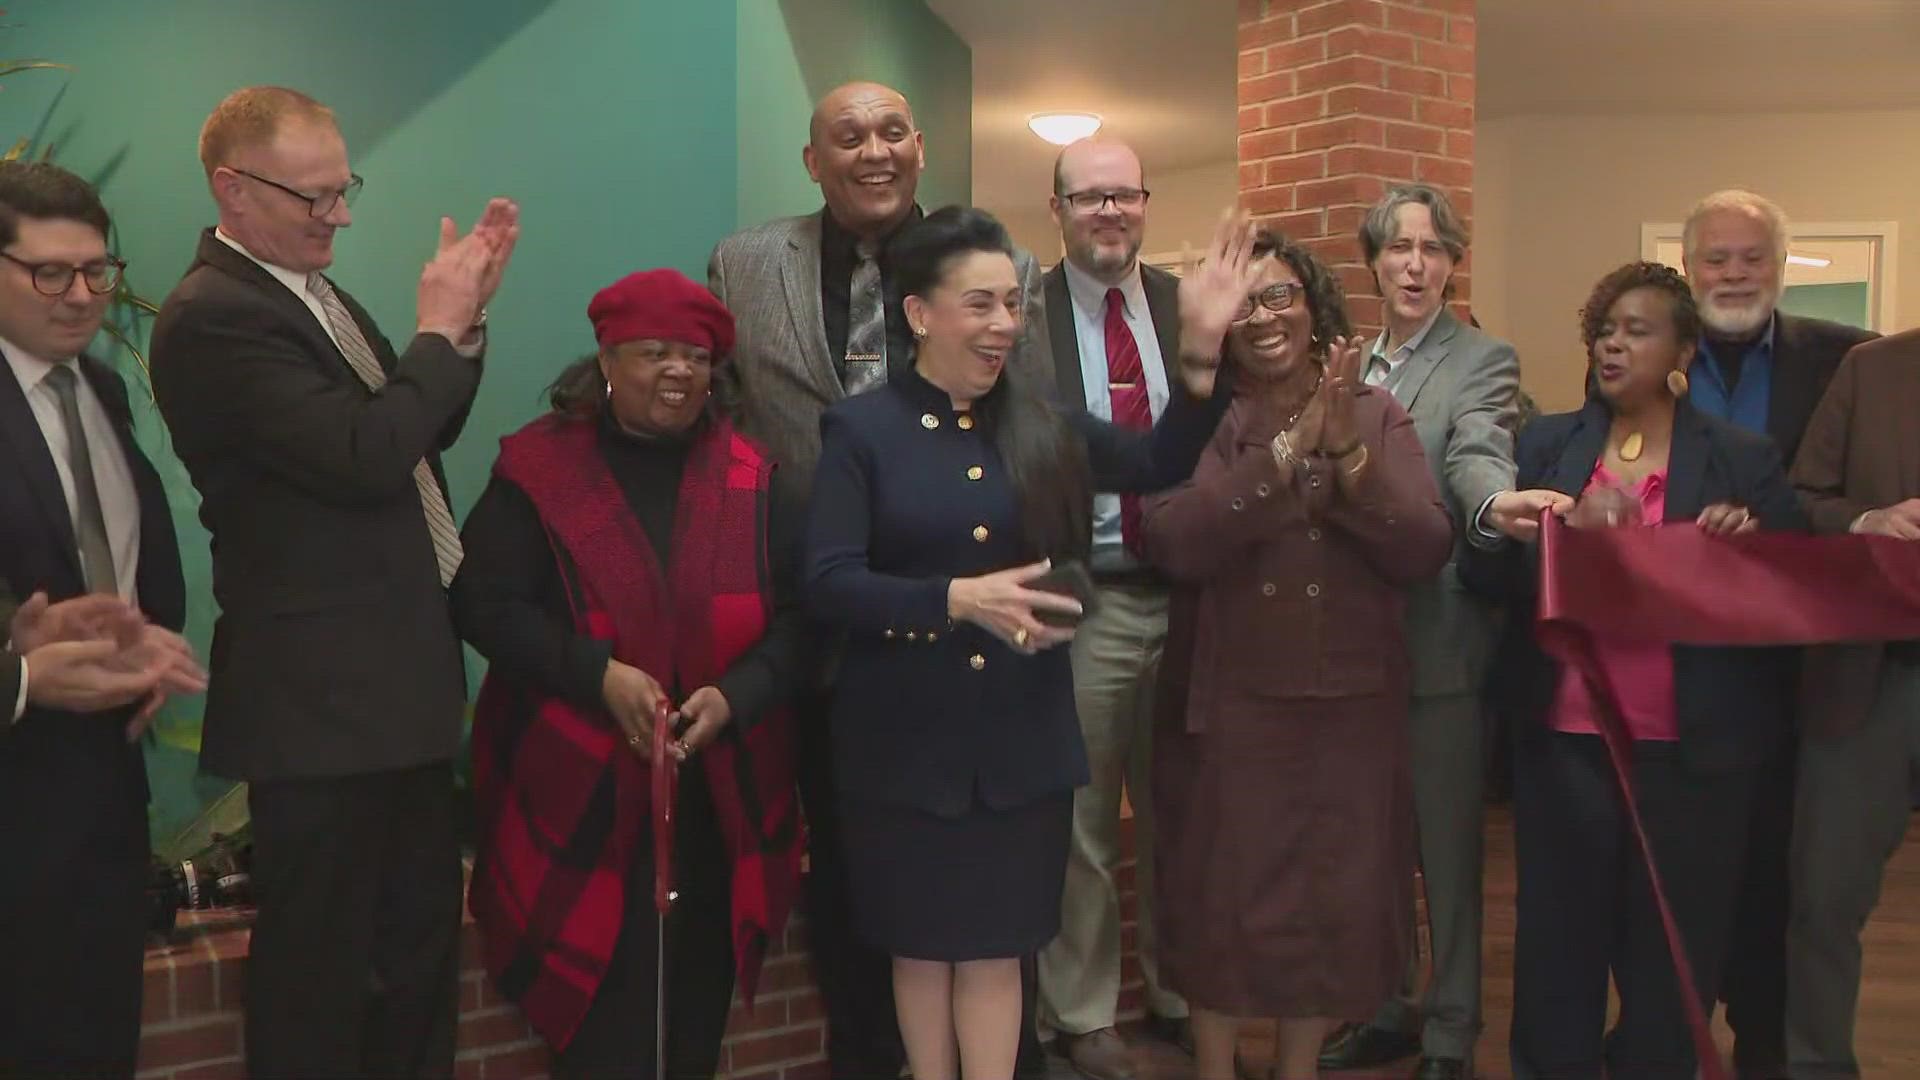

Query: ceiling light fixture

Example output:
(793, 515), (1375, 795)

(1027, 112), (1102, 146)
(1786, 253), (1832, 267)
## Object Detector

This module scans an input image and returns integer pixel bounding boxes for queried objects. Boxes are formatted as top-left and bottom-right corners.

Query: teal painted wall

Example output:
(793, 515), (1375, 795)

(736, 0), (971, 226)
(1781, 282), (1872, 331)
(1, 0), (740, 845)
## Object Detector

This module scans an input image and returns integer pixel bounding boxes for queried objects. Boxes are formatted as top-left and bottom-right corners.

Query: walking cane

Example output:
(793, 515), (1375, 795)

(650, 698), (679, 1080)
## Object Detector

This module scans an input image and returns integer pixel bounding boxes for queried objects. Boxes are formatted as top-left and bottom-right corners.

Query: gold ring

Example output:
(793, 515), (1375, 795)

(676, 740), (693, 757)
(628, 733), (643, 747)
(1014, 628), (1031, 647)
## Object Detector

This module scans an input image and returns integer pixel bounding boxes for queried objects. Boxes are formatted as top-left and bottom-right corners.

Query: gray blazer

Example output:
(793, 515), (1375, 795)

(1379, 308), (1518, 697)
(707, 209), (1051, 496)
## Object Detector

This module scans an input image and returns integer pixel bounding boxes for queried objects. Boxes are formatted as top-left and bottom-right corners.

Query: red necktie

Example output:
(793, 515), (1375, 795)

(1104, 288), (1153, 553)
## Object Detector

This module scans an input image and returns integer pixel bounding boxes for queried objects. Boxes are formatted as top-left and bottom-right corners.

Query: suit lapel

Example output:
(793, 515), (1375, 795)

(1664, 400), (1712, 521)
(1043, 267), (1085, 407)
(1767, 314), (1814, 459)
(193, 230), (360, 382)
(1391, 310), (1458, 410)
(780, 214), (843, 403)
(1549, 399), (1611, 498)
(1142, 265), (1182, 380)
(0, 348), (83, 580)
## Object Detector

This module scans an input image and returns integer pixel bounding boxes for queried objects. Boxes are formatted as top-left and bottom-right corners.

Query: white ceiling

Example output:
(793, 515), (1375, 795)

(933, 0), (1920, 211)
(1477, 0), (1920, 117)
(925, 0), (1237, 214)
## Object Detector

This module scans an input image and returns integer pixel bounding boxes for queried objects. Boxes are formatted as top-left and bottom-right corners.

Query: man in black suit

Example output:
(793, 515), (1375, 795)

(1679, 189), (1878, 1080)
(0, 160), (203, 1078)
(1035, 138), (1189, 1080)
(150, 86), (517, 1079)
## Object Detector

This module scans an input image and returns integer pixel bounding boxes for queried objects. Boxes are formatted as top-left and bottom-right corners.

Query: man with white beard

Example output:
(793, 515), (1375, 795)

(1679, 189), (1877, 1080)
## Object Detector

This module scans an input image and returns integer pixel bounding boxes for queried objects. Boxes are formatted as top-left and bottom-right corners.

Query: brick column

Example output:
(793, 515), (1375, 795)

(1237, 0), (1476, 337)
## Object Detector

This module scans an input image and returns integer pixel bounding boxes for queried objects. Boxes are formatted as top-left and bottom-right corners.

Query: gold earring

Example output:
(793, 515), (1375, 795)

(1667, 369), (1689, 397)
(913, 325), (928, 339)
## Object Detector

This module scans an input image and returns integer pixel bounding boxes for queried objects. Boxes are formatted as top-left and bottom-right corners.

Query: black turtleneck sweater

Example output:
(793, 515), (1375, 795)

(450, 412), (805, 726)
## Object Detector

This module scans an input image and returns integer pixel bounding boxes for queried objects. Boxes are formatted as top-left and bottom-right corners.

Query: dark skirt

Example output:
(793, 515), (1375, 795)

(841, 791), (1072, 962)
(1154, 691), (1413, 1018)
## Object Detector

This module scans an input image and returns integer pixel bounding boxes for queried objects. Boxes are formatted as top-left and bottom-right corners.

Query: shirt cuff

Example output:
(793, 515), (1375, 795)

(1468, 490), (1507, 548)
(12, 655), (27, 724)
(1850, 511), (1872, 534)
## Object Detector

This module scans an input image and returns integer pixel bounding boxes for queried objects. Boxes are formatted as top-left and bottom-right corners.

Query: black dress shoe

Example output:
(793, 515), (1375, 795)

(1141, 1012), (1195, 1056)
(1317, 1023), (1422, 1070)
(1411, 1057), (1469, 1080)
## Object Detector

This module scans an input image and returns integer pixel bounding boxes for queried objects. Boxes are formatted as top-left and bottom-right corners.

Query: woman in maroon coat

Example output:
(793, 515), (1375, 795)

(1141, 231), (1453, 1080)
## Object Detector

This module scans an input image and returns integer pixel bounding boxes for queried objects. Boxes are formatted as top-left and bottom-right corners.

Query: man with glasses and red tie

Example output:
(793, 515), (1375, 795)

(0, 160), (205, 1079)
(1035, 138), (1191, 1080)
(150, 85), (518, 1080)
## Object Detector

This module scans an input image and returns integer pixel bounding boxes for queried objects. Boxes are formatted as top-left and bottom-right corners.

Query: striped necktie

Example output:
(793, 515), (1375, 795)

(1104, 288), (1153, 554)
(307, 273), (464, 586)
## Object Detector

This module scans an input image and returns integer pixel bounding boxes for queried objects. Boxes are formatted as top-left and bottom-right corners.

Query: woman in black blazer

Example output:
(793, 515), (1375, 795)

(804, 207), (1246, 1080)
(1467, 262), (1808, 1079)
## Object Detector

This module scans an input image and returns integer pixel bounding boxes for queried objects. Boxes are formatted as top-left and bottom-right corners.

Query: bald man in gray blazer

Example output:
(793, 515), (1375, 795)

(707, 79), (1050, 1080)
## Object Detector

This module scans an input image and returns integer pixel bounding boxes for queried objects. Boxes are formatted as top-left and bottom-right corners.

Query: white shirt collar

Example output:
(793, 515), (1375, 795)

(0, 331), (78, 397)
(1061, 257), (1147, 322)
(1371, 305), (1446, 366)
(215, 227), (317, 299)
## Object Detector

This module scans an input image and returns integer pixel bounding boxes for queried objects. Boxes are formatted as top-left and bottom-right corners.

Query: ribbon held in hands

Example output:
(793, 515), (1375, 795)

(1535, 515), (1920, 1079)
(651, 697), (678, 915)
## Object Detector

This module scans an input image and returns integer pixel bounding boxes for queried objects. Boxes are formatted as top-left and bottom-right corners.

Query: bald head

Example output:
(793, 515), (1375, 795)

(804, 81), (925, 242)
(1049, 139), (1149, 282)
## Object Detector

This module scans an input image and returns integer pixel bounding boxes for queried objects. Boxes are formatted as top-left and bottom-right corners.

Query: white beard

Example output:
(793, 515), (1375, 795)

(1700, 293), (1776, 337)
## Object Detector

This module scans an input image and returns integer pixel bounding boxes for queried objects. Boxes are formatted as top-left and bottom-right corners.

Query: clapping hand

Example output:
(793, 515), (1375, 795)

(417, 198), (521, 342)
(1175, 210), (1264, 400)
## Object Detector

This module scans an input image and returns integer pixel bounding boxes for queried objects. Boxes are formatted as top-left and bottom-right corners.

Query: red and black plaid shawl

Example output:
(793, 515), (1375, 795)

(467, 412), (802, 1050)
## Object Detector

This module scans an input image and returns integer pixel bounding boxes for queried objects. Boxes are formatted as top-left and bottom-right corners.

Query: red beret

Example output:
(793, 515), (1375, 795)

(587, 268), (736, 357)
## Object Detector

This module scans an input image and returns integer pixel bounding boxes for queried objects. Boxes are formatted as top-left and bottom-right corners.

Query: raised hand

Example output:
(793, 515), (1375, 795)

(1175, 209), (1265, 399)
(1316, 335), (1369, 455)
(946, 559), (1081, 655)
(417, 198), (520, 341)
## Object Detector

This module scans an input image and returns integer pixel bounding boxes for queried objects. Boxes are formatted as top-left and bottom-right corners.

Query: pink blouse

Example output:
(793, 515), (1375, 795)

(1549, 463), (1679, 742)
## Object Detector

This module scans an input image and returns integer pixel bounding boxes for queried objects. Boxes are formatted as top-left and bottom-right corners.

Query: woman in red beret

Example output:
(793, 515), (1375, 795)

(451, 268), (805, 1079)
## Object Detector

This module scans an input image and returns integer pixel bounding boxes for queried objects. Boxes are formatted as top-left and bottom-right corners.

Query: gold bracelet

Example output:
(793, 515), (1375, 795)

(1342, 444), (1370, 477)
(1271, 431), (1303, 471)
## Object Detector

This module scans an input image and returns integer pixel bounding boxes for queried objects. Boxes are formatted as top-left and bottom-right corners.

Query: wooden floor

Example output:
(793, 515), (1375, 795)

(1059, 809), (1920, 1080)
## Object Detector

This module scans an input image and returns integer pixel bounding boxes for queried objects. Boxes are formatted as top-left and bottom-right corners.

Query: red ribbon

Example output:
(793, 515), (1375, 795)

(1535, 516), (1920, 1077)
(651, 698), (678, 915)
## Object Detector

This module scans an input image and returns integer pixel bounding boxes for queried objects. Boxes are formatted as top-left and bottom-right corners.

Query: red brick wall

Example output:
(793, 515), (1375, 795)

(137, 829), (1155, 1080)
(1237, 0), (1477, 337)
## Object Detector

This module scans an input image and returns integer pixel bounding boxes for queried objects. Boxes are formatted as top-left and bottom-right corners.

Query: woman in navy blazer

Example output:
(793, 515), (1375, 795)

(1467, 262), (1807, 1079)
(804, 206), (1247, 1080)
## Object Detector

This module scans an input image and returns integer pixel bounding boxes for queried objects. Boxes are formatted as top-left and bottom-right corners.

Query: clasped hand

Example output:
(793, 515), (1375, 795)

(602, 660), (732, 763)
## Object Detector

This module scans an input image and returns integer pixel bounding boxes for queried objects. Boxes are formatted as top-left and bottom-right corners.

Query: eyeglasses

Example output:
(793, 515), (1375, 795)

(0, 250), (126, 297)
(1061, 188), (1150, 214)
(234, 168), (364, 218)
(1233, 282), (1299, 321)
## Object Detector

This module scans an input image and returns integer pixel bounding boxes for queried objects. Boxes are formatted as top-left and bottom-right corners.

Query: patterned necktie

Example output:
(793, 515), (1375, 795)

(307, 273), (464, 586)
(1104, 288), (1153, 554)
(42, 364), (118, 594)
(843, 239), (887, 396)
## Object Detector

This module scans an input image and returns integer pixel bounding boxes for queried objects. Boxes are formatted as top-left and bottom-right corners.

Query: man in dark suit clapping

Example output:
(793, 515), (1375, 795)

(150, 85), (517, 1080)
(0, 161), (204, 1078)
